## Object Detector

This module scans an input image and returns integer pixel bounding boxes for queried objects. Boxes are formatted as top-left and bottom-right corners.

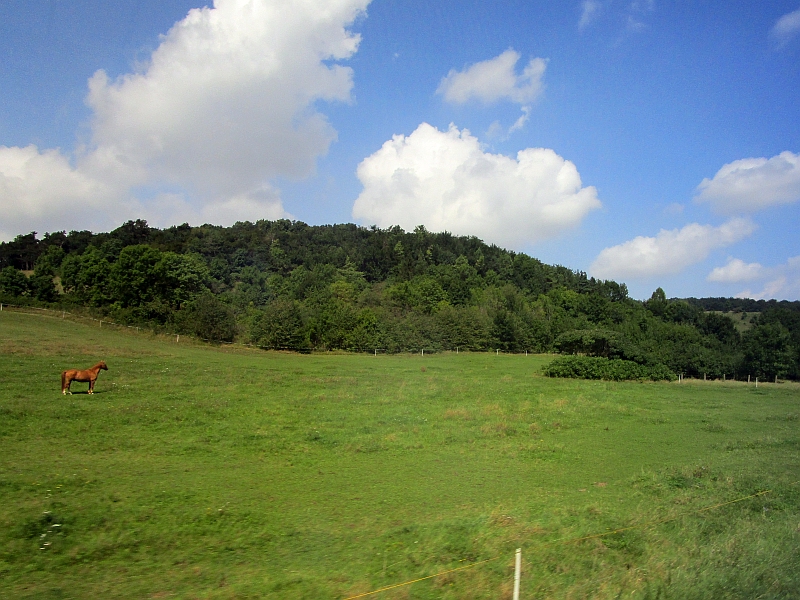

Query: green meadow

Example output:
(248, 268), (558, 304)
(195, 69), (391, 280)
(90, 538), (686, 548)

(1, 310), (798, 599)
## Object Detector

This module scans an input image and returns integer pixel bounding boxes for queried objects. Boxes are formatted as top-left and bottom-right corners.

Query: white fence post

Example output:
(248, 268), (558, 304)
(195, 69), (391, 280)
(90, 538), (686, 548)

(513, 548), (521, 600)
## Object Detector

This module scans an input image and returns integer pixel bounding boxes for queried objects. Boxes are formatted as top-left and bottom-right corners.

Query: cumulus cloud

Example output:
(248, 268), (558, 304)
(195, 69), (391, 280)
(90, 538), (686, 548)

(695, 151), (800, 214)
(733, 256), (800, 300)
(0, 145), (126, 240)
(772, 7), (800, 45)
(352, 122), (601, 249)
(0, 0), (368, 241)
(707, 258), (764, 283)
(589, 218), (756, 280)
(436, 50), (547, 105)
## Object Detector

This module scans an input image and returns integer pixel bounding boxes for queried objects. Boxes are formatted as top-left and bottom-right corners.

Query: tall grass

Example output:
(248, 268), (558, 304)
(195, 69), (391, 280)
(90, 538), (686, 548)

(1, 310), (798, 598)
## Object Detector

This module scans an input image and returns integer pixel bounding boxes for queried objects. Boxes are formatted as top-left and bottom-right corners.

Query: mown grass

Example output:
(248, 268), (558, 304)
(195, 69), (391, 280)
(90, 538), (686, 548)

(1, 309), (798, 599)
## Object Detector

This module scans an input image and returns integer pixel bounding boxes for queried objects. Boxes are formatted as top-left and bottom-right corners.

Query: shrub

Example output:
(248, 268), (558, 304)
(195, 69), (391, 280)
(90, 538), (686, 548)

(0, 266), (30, 297)
(181, 294), (237, 343)
(543, 355), (676, 381)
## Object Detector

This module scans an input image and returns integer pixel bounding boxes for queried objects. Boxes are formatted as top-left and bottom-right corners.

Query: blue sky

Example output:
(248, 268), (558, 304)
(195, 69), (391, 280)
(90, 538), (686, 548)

(1, 0), (799, 300)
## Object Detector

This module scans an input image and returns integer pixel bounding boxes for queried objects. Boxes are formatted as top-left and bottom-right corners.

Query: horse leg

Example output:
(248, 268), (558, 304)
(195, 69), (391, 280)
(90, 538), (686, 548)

(88, 378), (95, 394)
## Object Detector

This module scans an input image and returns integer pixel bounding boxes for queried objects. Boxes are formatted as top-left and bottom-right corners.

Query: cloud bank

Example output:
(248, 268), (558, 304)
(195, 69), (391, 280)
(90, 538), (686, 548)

(724, 256), (800, 301)
(695, 151), (800, 214)
(589, 218), (756, 280)
(436, 50), (546, 105)
(352, 122), (601, 249)
(0, 0), (369, 241)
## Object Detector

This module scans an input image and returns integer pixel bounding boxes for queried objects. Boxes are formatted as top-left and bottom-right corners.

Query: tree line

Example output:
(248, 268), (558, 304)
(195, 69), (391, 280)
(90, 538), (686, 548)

(1, 219), (798, 381)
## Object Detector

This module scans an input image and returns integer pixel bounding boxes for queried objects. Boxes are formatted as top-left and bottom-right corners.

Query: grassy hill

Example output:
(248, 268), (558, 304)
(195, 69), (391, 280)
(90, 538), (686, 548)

(1, 309), (798, 598)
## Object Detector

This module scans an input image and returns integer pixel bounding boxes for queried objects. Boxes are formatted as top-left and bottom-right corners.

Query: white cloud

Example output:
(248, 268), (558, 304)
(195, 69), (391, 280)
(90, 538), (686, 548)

(0, 145), (126, 239)
(352, 122), (601, 249)
(436, 50), (547, 105)
(695, 151), (800, 214)
(589, 218), (756, 280)
(0, 0), (369, 241)
(772, 8), (800, 45)
(712, 256), (800, 300)
(736, 256), (800, 300)
(707, 258), (764, 283)
(579, 1), (601, 31)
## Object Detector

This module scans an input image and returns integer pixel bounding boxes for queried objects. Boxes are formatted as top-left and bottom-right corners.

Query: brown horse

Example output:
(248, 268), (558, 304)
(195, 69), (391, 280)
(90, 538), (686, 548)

(61, 361), (108, 395)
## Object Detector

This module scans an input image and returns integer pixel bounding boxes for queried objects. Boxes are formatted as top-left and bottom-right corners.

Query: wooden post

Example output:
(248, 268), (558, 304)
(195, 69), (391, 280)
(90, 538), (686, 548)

(421, 348), (424, 357)
(176, 335), (180, 343)
(496, 349), (499, 356)
(704, 373), (706, 381)
(755, 377), (758, 388)
(748, 375), (750, 383)
(513, 548), (521, 600)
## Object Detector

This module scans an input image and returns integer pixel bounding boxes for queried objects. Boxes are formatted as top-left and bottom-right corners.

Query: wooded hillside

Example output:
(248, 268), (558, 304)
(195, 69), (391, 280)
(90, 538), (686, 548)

(2, 219), (798, 380)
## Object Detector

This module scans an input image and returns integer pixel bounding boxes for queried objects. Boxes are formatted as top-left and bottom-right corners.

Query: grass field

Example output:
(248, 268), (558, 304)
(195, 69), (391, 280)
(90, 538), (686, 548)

(1, 309), (799, 599)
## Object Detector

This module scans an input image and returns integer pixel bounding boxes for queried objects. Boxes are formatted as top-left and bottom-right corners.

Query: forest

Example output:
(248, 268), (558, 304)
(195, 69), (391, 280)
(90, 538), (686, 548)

(1, 219), (798, 381)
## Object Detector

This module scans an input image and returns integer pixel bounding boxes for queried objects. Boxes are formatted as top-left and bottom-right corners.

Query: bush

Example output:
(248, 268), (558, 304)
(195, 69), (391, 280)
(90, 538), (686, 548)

(249, 300), (308, 350)
(0, 266), (30, 297)
(543, 355), (676, 381)
(180, 294), (237, 343)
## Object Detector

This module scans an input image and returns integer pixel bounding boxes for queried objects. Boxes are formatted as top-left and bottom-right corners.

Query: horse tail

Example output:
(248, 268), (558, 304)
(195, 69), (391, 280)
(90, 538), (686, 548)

(61, 371), (67, 388)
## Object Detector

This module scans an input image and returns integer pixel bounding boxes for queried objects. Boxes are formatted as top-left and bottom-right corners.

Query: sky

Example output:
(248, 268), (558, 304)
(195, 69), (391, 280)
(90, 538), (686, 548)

(1, 0), (799, 301)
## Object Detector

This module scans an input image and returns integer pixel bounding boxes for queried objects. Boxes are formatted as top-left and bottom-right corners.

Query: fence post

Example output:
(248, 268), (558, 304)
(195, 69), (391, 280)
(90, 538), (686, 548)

(421, 348), (424, 357)
(176, 335), (180, 343)
(755, 377), (758, 388)
(513, 548), (521, 600)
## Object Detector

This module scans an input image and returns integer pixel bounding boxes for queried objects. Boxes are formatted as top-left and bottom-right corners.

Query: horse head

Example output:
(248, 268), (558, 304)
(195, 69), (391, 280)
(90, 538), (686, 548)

(99, 361), (108, 370)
